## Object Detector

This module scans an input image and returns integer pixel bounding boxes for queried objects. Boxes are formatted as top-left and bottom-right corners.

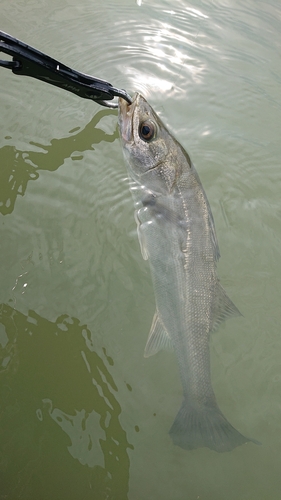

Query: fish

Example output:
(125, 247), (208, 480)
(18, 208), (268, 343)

(118, 92), (257, 452)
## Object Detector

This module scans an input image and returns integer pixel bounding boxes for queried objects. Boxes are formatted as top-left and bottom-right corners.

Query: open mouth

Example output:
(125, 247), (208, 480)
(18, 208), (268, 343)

(118, 92), (138, 142)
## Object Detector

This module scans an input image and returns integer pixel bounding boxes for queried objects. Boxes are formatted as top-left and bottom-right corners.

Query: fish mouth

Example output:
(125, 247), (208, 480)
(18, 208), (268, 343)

(118, 92), (139, 143)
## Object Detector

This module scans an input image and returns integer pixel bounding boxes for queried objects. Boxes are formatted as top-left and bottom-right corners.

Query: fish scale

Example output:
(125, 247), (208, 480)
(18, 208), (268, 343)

(118, 92), (258, 452)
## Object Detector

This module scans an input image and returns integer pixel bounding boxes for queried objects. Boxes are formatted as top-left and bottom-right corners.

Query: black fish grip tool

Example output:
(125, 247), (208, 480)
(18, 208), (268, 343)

(0, 30), (132, 108)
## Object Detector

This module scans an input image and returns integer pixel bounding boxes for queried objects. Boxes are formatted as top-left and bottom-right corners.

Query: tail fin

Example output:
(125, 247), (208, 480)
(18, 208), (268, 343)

(169, 399), (258, 452)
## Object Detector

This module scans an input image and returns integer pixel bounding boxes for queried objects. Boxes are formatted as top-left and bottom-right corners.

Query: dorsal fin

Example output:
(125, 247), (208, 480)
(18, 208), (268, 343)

(208, 208), (220, 262)
(190, 164), (221, 261)
(211, 283), (241, 332)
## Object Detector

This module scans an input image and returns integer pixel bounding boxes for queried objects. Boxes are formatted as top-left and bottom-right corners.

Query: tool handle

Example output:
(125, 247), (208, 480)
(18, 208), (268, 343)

(0, 30), (131, 108)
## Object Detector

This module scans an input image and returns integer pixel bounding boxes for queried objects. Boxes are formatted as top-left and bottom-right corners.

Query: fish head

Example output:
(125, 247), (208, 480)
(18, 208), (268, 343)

(118, 93), (188, 193)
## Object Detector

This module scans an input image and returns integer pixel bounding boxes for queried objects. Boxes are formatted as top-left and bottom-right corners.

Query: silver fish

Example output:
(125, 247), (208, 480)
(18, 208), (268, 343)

(118, 93), (257, 452)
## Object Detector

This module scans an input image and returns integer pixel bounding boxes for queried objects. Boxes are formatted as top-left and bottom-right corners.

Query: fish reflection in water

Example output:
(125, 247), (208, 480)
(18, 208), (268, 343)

(118, 92), (259, 452)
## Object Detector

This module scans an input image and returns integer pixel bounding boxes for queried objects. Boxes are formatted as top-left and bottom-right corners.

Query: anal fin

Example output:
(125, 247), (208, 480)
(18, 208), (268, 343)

(144, 311), (173, 357)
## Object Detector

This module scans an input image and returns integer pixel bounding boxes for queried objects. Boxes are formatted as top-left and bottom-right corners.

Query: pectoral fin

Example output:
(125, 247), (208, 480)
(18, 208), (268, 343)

(134, 211), (148, 260)
(144, 311), (173, 357)
(211, 283), (242, 332)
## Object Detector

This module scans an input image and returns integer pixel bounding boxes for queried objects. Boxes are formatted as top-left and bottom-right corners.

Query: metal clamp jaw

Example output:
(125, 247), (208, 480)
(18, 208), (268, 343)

(0, 30), (132, 108)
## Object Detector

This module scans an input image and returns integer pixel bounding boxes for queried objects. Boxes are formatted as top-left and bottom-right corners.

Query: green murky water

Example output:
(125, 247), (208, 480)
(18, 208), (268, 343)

(1, 1), (281, 498)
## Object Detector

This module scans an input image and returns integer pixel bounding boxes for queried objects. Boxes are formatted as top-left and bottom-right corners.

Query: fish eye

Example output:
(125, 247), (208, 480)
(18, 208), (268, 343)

(139, 120), (156, 142)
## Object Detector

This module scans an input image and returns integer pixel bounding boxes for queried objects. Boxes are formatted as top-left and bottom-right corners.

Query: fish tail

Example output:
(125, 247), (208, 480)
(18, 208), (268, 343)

(169, 399), (259, 452)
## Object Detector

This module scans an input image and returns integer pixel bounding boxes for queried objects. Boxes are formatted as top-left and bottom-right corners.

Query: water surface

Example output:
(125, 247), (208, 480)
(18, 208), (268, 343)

(1, 0), (281, 498)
